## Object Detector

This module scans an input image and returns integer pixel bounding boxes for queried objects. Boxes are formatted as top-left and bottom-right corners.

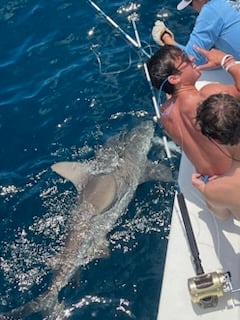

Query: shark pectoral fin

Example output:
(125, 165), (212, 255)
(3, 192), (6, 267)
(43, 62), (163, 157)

(84, 174), (117, 214)
(141, 160), (175, 183)
(51, 161), (89, 191)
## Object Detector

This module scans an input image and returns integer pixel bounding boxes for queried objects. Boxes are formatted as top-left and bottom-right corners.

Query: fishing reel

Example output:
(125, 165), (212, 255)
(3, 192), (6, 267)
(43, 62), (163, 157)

(188, 271), (232, 308)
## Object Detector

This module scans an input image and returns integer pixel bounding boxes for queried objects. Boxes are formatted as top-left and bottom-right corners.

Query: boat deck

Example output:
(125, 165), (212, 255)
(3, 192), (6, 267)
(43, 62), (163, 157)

(157, 153), (240, 319)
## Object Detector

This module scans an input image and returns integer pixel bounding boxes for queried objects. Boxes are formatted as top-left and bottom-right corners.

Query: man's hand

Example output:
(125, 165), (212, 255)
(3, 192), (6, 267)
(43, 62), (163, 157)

(152, 20), (174, 46)
(194, 46), (226, 70)
(192, 173), (207, 193)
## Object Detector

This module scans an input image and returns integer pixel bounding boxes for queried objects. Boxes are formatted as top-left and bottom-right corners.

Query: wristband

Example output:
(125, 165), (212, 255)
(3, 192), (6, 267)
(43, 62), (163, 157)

(221, 54), (233, 69)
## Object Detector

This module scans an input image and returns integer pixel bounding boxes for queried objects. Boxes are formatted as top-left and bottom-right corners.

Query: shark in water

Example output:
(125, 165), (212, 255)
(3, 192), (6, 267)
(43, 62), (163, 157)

(0, 121), (174, 320)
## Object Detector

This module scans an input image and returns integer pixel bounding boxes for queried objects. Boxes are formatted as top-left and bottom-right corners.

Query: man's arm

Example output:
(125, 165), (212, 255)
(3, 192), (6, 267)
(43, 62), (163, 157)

(153, 5), (223, 65)
(195, 47), (240, 97)
(192, 173), (231, 219)
(179, 6), (223, 65)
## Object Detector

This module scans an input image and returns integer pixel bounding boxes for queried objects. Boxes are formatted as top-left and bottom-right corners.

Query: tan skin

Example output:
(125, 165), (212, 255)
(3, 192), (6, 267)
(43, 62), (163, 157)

(161, 0), (207, 45)
(192, 144), (240, 220)
(161, 46), (240, 177)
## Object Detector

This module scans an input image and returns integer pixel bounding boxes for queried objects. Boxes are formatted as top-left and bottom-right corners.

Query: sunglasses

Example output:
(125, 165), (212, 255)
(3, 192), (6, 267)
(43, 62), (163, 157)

(175, 52), (192, 72)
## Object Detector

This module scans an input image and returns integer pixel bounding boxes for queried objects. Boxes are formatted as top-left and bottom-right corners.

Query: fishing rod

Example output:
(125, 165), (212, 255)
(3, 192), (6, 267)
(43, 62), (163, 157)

(86, 0), (150, 59)
(85, 0), (237, 308)
(130, 16), (175, 170)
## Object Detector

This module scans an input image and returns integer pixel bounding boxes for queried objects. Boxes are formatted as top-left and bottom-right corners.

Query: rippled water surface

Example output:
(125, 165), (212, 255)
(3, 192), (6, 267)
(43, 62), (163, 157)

(0, 1), (195, 319)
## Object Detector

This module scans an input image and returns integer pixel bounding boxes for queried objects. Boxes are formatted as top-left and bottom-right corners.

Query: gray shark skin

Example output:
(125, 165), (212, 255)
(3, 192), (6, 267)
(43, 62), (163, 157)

(0, 121), (174, 320)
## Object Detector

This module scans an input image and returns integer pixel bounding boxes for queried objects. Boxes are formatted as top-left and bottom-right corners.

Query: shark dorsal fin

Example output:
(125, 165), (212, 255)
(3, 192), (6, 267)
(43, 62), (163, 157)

(51, 162), (118, 213)
(84, 174), (117, 214)
(51, 161), (89, 192)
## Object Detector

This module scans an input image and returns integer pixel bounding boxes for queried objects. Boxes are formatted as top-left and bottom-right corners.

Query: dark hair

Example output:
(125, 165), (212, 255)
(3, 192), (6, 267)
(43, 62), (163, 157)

(196, 93), (240, 145)
(147, 45), (184, 94)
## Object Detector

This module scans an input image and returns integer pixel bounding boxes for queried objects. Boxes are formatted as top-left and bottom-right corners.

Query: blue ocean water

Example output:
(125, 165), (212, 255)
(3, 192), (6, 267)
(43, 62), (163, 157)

(0, 1), (195, 319)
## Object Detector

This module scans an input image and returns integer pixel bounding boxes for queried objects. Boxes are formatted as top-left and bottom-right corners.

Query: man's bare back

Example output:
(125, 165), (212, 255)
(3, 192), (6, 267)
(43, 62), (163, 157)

(161, 88), (231, 176)
(147, 45), (240, 176)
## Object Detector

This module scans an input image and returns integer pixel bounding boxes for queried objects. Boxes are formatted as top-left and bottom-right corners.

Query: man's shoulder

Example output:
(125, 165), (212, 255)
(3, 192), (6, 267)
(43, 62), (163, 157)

(195, 80), (213, 90)
(199, 82), (222, 97)
(200, 0), (228, 16)
(206, 0), (229, 8)
(204, 0), (238, 13)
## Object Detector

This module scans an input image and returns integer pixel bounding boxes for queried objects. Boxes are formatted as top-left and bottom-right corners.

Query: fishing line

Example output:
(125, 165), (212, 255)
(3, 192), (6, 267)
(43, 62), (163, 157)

(90, 46), (133, 75)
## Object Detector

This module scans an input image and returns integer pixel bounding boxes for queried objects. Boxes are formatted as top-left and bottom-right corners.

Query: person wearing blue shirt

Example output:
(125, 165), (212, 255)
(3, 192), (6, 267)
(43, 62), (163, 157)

(152, 0), (240, 65)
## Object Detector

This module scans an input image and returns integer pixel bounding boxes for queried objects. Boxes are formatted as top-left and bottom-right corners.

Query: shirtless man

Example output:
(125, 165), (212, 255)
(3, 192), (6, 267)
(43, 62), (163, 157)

(192, 93), (240, 220)
(147, 45), (240, 176)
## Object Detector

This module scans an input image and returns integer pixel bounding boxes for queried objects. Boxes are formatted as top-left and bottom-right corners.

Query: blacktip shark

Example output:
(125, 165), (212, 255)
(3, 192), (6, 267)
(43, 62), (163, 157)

(1, 121), (174, 320)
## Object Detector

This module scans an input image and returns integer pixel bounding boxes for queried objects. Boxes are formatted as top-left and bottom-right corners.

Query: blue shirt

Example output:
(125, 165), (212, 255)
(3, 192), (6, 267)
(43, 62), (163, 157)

(177, 0), (240, 65)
